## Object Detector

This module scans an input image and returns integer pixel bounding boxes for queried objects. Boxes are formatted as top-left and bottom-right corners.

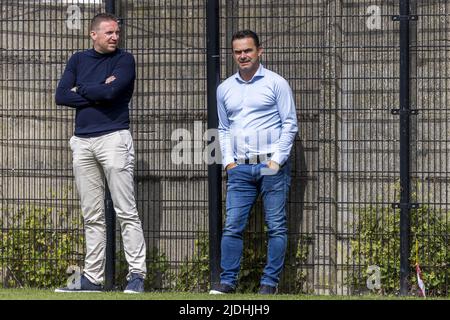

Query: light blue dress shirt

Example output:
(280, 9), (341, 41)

(217, 64), (298, 168)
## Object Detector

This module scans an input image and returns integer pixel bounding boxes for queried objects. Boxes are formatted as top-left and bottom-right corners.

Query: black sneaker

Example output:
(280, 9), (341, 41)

(55, 274), (103, 293)
(124, 273), (145, 294)
(258, 284), (277, 295)
(209, 283), (235, 295)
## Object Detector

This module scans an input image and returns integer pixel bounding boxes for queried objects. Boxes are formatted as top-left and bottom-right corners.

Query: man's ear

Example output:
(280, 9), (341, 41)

(90, 30), (97, 41)
(258, 46), (263, 57)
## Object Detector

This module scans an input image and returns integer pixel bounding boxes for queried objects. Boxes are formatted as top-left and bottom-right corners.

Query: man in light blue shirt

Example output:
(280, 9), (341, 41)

(210, 30), (298, 295)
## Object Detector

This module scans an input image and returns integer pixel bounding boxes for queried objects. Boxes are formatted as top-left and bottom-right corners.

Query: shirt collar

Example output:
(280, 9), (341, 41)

(234, 64), (265, 83)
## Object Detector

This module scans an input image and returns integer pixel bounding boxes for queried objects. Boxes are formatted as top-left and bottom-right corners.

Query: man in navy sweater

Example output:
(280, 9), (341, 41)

(55, 13), (146, 293)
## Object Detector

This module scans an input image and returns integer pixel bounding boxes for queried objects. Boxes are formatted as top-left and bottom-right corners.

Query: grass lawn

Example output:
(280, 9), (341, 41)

(0, 289), (446, 300)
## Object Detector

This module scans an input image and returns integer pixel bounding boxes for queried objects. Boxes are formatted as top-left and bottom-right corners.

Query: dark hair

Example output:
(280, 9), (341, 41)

(231, 30), (260, 48)
(90, 13), (119, 31)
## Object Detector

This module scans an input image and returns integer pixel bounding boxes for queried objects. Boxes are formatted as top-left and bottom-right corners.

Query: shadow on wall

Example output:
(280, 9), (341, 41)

(135, 159), (162, 250)
(135, 159), (162, 284)
(281, 138), (309, 293)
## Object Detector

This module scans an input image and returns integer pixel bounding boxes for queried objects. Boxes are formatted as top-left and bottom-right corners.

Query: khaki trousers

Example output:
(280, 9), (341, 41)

(70, 130), (146, 284)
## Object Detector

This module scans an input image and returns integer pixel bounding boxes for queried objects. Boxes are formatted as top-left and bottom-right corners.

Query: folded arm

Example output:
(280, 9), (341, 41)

(55, 54), (91, 108)
(77, 54), (136, 102)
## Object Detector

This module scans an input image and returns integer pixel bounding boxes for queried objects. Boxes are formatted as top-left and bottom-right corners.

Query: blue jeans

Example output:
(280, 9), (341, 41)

(220, 161), (291, 288)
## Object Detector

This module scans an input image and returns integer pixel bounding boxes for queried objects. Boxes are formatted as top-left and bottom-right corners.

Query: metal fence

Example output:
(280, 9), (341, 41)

(0, 0), (448, 296)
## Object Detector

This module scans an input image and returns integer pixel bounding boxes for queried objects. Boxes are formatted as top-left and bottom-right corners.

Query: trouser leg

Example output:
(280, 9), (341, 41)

(220, 165), (257, 287)
(94, 130), (147, 279)
(259, 162), (291, 287)
(70, 136), (106, 285)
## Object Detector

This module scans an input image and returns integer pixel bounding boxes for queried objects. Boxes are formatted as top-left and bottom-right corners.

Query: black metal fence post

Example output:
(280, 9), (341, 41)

(392, 0), (418, 296)
(104, 0), (116, 292)
(104, 186), (116, 291)
(206, 0), (222, 288)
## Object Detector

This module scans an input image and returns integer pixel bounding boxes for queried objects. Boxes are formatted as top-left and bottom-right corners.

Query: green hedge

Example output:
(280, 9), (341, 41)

(349, 204), (449, 296)
(0, 206), (84, 288)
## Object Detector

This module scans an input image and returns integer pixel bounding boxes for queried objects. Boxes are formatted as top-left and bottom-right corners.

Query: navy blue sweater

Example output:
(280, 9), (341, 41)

(55, 48), (135, 137)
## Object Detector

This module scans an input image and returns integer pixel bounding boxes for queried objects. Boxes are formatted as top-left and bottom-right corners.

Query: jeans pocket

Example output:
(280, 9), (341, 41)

(227, 164), (239, 173)
(225, 164), (239, 182)
(260, 163), (278, 177)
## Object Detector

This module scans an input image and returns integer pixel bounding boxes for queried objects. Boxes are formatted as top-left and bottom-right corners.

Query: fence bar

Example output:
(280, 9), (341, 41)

(206, 0), (222, 288)
(105, 0), (115, 15)
(398, 0), (412, 296)
(104, 0), (116, 291)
